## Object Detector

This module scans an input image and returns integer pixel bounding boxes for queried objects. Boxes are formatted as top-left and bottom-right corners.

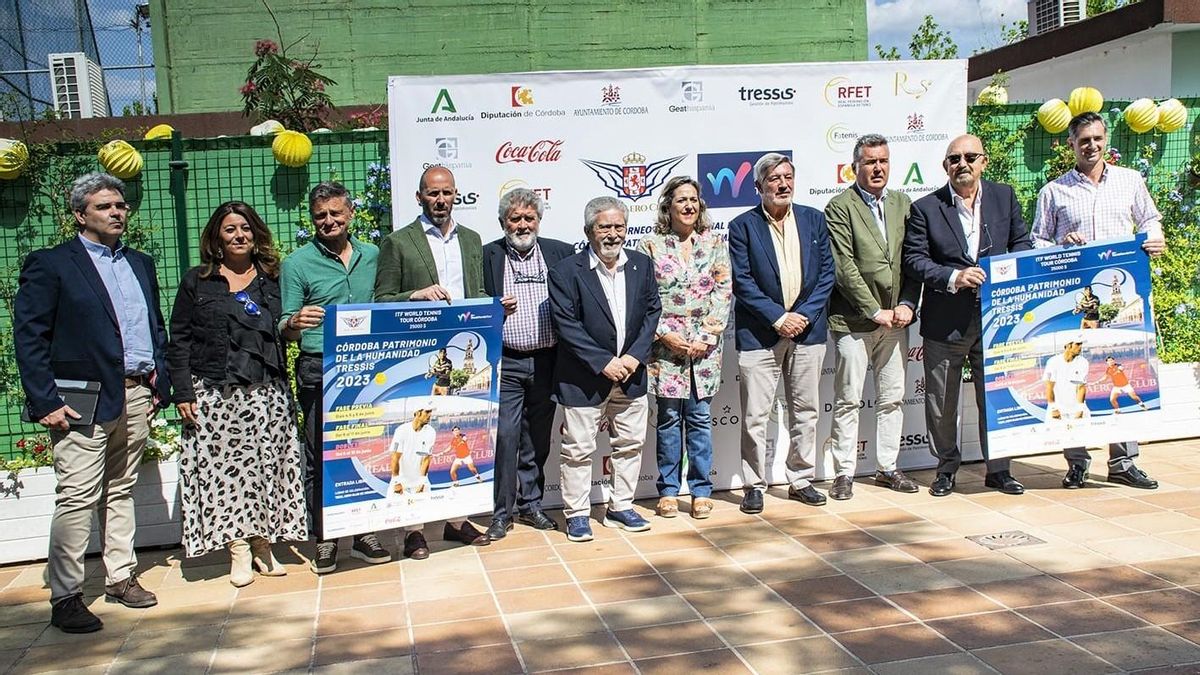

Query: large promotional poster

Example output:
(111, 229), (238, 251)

(320, 299), (503, 538)
(981, 235), (1162, 459)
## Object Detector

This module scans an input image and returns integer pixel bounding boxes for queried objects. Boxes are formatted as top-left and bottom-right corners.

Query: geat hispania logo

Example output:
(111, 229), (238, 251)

(580, 152), (687, 201)
(696, 150), (787, 208)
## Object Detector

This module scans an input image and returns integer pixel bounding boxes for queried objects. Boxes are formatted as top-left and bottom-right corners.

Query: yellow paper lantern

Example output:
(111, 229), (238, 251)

(1124, 98), (1160, 134)
(1037, 99), (1072, 134)
(1067, 87), (1104, 117)
(0, 138), (29, 180)
(144, 124), (174, 140)
(97, 140), (144, 179)
(976, 84), (1008, 105)
(1155, 98), (1188, 133)
(272, 130), (312, 168)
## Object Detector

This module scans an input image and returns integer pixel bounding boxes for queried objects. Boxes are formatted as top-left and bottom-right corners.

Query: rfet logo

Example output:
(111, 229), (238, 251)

(498, 179), (552, 204)
(836, 164), (855, 183)
(495, 139), (564, 164)
(511, 86), (534, 107)
(580, 151), (686, 201)
(696, 150), (787, 208)
(824, 76), (872, 107)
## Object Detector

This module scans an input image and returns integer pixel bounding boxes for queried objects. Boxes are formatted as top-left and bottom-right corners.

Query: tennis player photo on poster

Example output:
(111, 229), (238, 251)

(980, 234), (1162, 459)
(319, 298), (503, 538)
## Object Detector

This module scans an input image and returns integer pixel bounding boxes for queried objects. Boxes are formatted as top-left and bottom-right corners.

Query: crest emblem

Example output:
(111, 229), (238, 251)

(580, 152), (686, 201)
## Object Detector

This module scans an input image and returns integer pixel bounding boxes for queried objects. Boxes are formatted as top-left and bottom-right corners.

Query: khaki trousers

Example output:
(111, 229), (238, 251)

(48, 383), (151, 603)
(559, 388), (648, 519)
(738, 340), (826, 491)
(830, 326), (908, 476)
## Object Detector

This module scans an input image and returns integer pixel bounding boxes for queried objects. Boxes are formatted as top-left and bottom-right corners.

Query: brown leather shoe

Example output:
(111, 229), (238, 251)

(444, 521), (490, 546)
(104, 573), (157, 608)
(829, 475), (854, 500)
(875, 469), (920, 493)
(403, 531), (430, 560)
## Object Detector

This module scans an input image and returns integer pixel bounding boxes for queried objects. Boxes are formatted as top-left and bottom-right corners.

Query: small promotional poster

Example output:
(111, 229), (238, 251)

(981, 234), (1162, 459)
(320, 298), (503, 539)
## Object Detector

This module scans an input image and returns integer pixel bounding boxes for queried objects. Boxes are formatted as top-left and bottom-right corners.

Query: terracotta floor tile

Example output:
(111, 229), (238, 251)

(228, 589), (317, 620)
(849, 563), (961, 595)
(974, 638), (1120, 674)
(1107, 588), (1200, 625)
(316, 602), (407, 637)
(310, 655), (416, 675)
(771, 574), (873, 606)
(1004, 542), (1119, 574)
(487, 563), (572, 591)
(629, 531), (714, 554)
(567, 555), (657, 581)
(0, 622), (45, 650)
(478, 546), (561, 572)
(0, 586), (51, 607)
(932, 554), (1042, 585)
(135, 600), (230, 631)
(612, 619), (724, 659)
(518, 631), (626, 671)
(1018, 599), (1149, 636)
(641, 547), (734, 574)
(209, 636), (314, 674)
(840, 507), (922, 528)
(496, 583), (586, 614)
(1072, 627), (1200, 670)
(109, 651), (214, 675)
(741, 554), (839, 584)
(972, 575), (1090, 607)
(724, 539), (815, 565)
(319, 580), (405, 610)
(928, 610), (1055, 649)
(417, 643), (523, 675)
(319, 561), (402, 588)
(118, 625), (221, 662)
(505, 606), (608, 641)
(597, 595), (698, 630)
(1009, 505), (1097, 527)
(313, 627), (412, 667)
(1136, 490), (1200, 511)
(10, 635), (120, 672)
(834, 622), (959, 664)
(822, 545), (922, 574)
(897, 538), (993, 563)
(1163, 620), (1200, 644)
(1088, 536), (1195, 564)
(230, 569), (320, 599)
(771, 514), (856, 536)
(1111, 512), (1200, 535)
(408, 592), (497, 625)
(477, 530), (551, 552)
(888, 585), (1004, 620)
(1055, 565), (1174, 596)
(739, 636), (859, 673)
(683, 585), (791, 619)
(862, 521), (961, 545)
(581, 575), (673, 604)
(635, 648), (752, 675)
(1042, 519), (1141, 543)
(1072, 497), (1164, 519)
(543, 665), (636, 675)
(795, 530), (885, 554)
(554, 538), (637, 562)
(217, 613), (314, 648)
(705, 608), (820, 646)
(660, 566), (761, 594)
(1137, 556), (1200, 586)
(803, 596), (914, 633)
(870, 652), (995, 675)
(412, 616), (510, 653)
(701, 522), (787, 548)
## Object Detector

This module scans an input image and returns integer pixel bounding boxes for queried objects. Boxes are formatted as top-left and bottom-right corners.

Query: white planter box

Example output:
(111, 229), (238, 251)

(0, 460), (182, 566)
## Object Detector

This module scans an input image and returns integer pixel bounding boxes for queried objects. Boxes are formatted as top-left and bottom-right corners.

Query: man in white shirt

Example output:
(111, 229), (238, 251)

(390, 401), (437, 494)
(1032, 112), (1165, 490)
(1043, 336), (1089, 421)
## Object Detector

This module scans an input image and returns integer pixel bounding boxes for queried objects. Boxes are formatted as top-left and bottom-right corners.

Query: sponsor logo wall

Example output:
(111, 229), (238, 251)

(388, 61), (970, 503)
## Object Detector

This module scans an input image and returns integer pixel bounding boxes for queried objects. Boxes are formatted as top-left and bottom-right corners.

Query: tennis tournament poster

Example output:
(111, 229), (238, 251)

(980, 234), (1162, 458)
(320, 298), (503, 538)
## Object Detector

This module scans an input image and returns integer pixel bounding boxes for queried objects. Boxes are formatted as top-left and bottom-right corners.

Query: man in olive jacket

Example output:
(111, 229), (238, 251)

(375, 166), (485, 302)
(824, 134), (921, 500)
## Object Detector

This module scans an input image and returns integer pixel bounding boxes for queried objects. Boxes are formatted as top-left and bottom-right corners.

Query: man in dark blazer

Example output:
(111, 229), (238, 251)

(728, 153), (836, 514)
(548, 196), (661, 544)
(373, 165), (490, 554)
(482, 188), (574, 541)
(375, 165), (485, 302)
(14, 173), (171, 633)
(903, 134), (1033, 497)
(825, 134), (922, 500)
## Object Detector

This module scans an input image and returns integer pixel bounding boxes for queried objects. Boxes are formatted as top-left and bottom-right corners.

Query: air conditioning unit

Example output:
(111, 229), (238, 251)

(48, 52), (109, 119)
(1027, 0), (1087, 36)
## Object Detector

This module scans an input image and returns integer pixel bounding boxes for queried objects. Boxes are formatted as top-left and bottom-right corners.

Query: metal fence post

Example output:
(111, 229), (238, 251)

(169, 130), (190, 274)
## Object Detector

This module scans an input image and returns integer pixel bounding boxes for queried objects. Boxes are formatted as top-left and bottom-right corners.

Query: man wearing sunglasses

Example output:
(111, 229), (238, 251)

(14, 173), (172, 633)
(903, 135), (1033, 497)
(1032, 111), (1166, 491)
(481, 188), (573, 540)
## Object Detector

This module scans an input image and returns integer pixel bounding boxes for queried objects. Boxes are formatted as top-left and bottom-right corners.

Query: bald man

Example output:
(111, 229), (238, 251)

(902, 134), (1033, 497)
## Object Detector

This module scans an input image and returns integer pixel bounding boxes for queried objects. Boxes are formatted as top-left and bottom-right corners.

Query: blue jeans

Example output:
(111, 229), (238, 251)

(655, 394), (713, 497)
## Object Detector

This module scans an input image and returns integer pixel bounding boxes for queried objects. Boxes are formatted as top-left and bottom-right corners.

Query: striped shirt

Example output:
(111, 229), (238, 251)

(501, 242), (555, 352)
(1032, 165), (1162, 247)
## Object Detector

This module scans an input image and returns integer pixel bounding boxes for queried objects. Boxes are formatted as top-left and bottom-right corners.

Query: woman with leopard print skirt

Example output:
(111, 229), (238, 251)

(167, 201), (307, 587)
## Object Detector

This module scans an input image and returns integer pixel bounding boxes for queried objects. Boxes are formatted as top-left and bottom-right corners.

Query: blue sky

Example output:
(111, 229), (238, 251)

(87, 0), (153, 114)
(867, 0), (1021, 58)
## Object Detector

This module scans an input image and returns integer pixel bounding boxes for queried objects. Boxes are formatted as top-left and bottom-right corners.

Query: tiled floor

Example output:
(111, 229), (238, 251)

(4, 441), (1200, 674)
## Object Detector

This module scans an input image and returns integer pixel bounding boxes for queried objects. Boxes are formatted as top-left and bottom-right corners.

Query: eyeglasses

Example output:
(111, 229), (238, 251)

(233, 290), (261, 316)
(946, 153), (986, 165)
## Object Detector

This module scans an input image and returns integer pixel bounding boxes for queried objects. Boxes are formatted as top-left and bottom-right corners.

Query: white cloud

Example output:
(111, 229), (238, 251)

(868, 0), (1026, 56)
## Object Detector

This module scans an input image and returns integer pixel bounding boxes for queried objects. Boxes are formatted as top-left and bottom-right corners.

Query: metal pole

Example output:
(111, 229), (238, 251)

(169, 130), (189, 273)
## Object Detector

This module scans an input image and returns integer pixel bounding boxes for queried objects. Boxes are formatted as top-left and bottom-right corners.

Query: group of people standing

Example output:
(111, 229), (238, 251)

(14, 110), (1166, 635)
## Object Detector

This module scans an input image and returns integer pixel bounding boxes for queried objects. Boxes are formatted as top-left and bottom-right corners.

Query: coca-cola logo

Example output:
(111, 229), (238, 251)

(907, 345), (924, 362)
(496, 139), (564, 164)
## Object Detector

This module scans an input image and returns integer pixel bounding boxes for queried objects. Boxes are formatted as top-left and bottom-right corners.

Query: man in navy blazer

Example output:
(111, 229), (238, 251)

(548, 196), (661, 543)
(903, 134), (1033, 497)
(728, 153), (836, 514)
(482, 188), (575, 541)
(14, 173), (171, 633)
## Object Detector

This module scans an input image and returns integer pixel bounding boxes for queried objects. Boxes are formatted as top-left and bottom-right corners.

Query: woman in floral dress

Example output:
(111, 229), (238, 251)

(636, 176), (732, 519)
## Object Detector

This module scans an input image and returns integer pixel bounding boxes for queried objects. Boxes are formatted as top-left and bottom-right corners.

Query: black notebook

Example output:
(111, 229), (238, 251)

(21, 379), (101, 427)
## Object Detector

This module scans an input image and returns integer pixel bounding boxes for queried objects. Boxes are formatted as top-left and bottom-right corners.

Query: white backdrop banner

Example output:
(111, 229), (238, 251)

(387, 60), (976, 503)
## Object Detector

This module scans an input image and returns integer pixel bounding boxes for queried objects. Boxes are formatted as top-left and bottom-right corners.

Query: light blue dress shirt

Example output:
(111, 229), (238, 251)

(78, 235), (155, 376)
